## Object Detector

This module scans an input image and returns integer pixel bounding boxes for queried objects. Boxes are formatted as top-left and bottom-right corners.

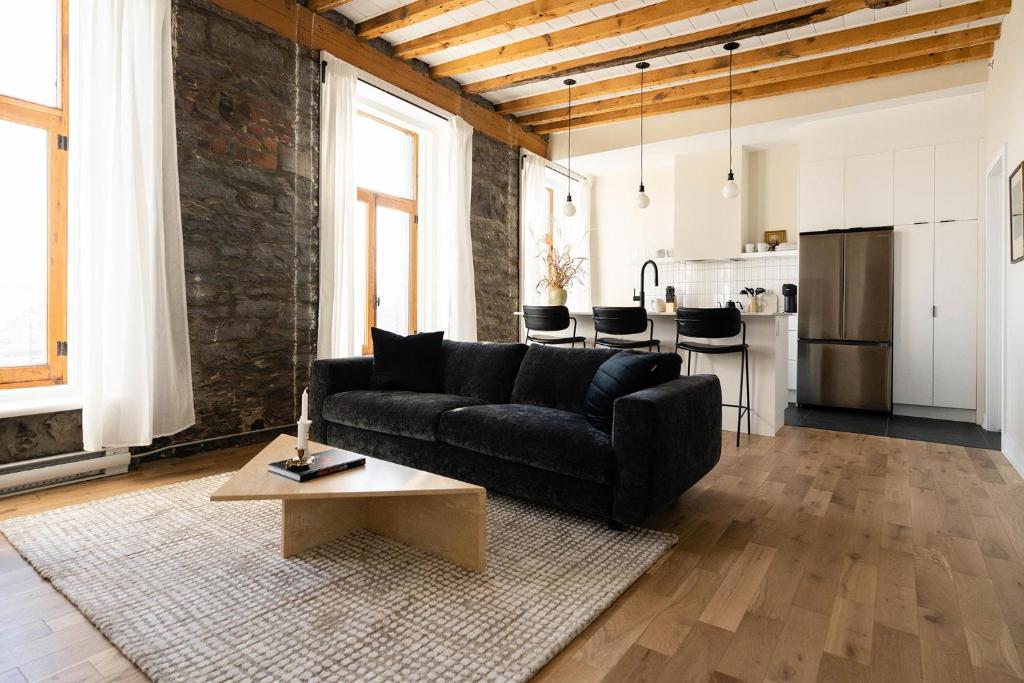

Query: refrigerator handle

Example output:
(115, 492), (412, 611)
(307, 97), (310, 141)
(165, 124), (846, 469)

(932, 305), (936, 318)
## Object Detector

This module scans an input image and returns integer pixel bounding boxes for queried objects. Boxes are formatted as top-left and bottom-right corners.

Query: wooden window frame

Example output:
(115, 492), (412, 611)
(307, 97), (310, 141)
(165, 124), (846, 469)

(355, 112), (419, 355)
(0, 0), (69, 389)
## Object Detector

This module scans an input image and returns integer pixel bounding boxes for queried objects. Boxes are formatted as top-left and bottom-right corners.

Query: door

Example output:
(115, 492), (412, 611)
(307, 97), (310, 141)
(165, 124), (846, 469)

(356, 189), (418, 354)
(844, 152), (894, 228)
(894, 146), (935, 225)
(935, 140), (978, 221)
(798, 341), (892, 411)
(798, 232), (843, 340)
(933, 220), (977, 409)
(893, 223), (935, 406)
(843, 230), (893, 342)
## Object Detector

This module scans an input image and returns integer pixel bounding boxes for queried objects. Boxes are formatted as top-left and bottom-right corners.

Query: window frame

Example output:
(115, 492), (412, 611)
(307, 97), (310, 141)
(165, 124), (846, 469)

(0, 0), (69, 390)
(355, 111), (419, 355)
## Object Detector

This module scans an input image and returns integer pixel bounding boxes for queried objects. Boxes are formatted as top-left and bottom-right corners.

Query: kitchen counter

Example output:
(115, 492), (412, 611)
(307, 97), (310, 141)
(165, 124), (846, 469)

(514, 307), (789, 437)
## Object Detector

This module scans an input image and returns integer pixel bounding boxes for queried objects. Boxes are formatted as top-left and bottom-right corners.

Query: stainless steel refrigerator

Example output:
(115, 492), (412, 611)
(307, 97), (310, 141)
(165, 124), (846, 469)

(797, 227), (893, 412)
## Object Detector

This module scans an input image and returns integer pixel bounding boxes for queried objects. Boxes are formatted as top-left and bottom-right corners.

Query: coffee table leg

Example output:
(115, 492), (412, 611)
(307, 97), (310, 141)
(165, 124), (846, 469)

(280, 498), (365, 558)
(365, 491), (486, 572)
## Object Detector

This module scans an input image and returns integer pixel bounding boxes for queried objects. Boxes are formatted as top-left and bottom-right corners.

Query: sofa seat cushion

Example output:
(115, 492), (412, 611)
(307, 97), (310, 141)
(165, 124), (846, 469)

(323, 390), (487, 442)
(437, 404), (614, 484)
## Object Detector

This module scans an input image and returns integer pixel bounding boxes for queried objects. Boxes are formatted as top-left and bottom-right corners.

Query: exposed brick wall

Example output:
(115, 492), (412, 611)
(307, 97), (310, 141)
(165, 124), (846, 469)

(0, 0), (524, 466)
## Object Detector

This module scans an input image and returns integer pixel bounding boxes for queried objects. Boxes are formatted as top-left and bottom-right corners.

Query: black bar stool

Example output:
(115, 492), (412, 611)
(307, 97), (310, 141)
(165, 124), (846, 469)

(592, 306), (660, 352)
(675, 307), (750, 447)
(523, 305), (586, 348)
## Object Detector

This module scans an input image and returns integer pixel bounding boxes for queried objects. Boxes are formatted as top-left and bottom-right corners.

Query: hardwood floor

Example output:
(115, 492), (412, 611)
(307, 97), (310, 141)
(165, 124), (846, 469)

(2, 426), (1023, 682)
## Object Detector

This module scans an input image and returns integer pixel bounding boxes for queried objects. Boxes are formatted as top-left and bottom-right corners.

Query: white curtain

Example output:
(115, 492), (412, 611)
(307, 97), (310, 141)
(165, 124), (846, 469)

(318, 54), (360, 357)
(562, 176), (592, 313)
(71, 0), (194, 451)
(445, 117), (477, 341)
(520, 152), (548, 307)
(420, 115), (477, 340)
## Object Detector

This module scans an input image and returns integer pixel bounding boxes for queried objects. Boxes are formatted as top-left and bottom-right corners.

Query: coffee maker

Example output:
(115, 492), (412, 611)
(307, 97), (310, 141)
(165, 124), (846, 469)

(782, 283), (797, 313)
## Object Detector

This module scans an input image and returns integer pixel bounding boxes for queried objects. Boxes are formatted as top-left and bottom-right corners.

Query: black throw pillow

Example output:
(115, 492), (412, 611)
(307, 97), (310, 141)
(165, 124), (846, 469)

(584, 351), (682, 433)
(368, 328), (444, 393)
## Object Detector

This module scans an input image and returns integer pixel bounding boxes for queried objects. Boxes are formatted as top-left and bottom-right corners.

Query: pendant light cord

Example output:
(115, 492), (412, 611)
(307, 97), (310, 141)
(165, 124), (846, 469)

(728, 48), (733, 174)
(567, 80), (573, 198)
(640, 66), (645, 187)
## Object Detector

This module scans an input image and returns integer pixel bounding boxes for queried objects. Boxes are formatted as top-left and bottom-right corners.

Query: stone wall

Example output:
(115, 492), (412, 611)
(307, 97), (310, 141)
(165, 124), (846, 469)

(0, 0), (523, 466)
(470, 132), (520, 343)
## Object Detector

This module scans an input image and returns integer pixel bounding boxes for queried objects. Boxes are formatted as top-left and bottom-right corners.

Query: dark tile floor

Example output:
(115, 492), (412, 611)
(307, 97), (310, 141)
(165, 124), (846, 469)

(784, 403), (1002, 450)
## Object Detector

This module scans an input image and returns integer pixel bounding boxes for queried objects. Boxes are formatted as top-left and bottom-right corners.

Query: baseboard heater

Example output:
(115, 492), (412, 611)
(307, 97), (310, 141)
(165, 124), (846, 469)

(0, 448), (130, 499)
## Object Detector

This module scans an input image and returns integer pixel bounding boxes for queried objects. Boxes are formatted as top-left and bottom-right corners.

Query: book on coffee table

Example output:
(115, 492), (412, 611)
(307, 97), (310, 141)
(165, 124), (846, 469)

(267, 449), (366, 482)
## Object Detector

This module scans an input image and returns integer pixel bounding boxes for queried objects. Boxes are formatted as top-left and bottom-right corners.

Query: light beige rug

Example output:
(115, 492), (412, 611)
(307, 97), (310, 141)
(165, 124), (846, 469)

(1, 473), (675, 682)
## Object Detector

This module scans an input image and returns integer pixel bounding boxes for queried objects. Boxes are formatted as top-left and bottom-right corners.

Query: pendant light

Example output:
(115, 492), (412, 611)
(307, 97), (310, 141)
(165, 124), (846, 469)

(636, 62), (651, 209)
(563, 78), (578, 217)
(722, 41), (740, 200)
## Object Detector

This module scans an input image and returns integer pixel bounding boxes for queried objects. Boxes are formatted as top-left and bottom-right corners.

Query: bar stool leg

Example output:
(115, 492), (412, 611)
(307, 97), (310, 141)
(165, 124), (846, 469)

(686, 351), (692, 376)
(736, 349), (744, 448)
(744, 348), (751, 436)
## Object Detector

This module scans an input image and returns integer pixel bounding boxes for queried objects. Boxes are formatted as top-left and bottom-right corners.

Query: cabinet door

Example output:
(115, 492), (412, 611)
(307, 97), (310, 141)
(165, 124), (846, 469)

(935, 140), (978, 221)
(933, 220), (977, 409)
(845, 152), (894, 228)
(894, 146), (934, 225)
(893, 223), (934, 406)
(799, 159), (844, 231)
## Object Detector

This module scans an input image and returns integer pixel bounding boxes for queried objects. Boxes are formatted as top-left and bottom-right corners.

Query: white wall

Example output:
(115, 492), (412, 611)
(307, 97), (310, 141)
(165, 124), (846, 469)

(590, 165), (674, 306)
(674, 149), (744, 260)
(985, 0), (1024, 470)
(745, 145), (799, 245)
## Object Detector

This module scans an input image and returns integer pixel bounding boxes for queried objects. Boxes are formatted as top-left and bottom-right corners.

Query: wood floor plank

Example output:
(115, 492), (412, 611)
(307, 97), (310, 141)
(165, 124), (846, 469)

(953, 571), (1024, 678)
(713, 612), (784, 681)
(765, 606), (829, 683)
(869, 624), (922, 682)
(698, 542), (777, 632)
(823, 597), (875, 666)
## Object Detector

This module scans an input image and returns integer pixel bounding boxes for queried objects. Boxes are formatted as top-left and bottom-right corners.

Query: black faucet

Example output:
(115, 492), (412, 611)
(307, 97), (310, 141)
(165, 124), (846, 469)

(632, 260), (660, 307)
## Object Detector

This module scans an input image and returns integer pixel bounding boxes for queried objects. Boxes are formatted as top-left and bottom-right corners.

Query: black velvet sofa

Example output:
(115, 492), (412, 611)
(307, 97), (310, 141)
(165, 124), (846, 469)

(310, 342), (722, 526)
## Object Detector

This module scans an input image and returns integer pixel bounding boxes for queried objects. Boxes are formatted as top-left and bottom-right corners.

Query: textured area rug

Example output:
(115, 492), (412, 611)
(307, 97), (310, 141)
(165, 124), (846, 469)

(1, 473), (675, 682)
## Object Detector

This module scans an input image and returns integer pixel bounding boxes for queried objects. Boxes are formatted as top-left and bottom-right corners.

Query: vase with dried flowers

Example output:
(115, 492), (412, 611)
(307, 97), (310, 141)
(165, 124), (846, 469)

(537, 243), (587, 306)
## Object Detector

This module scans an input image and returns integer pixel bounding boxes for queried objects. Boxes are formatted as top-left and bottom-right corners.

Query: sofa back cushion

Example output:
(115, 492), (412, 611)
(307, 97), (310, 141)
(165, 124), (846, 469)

(441, 340), (528, 403)
(511, 345), (619, 414)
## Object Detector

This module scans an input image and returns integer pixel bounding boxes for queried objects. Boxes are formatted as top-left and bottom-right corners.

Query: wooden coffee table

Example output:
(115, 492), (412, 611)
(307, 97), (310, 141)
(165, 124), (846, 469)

(211, 434), (486, 572)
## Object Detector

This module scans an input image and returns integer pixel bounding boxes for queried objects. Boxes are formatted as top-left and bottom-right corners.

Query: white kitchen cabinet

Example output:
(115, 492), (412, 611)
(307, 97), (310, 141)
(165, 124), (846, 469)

(935, 140), (978, 221)
(893, 223), (934, 406)
(799, 159), (844, 231)
(933, 220), (978, 409)
(894, 146), (934, 225)
(844, 152), (894, 228)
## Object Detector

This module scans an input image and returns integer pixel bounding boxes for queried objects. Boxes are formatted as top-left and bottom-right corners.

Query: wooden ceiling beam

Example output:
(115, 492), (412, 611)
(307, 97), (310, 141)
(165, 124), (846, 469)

(392, 0), (616, 60)
(531, 43), (994, 133)
(308, 0), (356, 13)
(462, 0), (879, 93)
(356, 0), (479, 41)
(517, 25), (1000, 125)
(496, 0), (1009, 114)
(430, 0), (749, 79)
(205, 0), (548, 157)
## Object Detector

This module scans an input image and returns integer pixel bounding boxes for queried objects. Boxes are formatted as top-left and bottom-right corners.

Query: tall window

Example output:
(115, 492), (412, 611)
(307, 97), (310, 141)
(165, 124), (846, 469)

(354, 112), (418, 353)
(0, 0), (69, 389)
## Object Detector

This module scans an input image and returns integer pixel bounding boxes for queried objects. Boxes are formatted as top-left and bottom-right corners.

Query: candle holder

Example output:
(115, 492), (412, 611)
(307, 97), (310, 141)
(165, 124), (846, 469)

(283, 446), (315, 471)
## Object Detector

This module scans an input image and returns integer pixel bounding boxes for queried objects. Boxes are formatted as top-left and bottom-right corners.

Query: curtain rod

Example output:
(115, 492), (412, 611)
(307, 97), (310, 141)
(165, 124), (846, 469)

(356, 76), (448, 122)
(521, 153), (586, 182)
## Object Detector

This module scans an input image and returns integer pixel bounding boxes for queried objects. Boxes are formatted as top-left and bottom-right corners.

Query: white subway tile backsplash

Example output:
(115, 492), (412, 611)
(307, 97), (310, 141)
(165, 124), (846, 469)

(663, 255), (799, 310)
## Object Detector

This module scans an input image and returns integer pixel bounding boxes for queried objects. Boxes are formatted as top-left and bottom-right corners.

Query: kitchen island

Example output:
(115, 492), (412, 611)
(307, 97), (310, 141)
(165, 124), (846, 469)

(515, 310), (790, 437)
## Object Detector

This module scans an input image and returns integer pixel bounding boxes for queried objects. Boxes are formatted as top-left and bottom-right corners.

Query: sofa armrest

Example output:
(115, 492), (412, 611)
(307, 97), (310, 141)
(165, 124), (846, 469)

(610, 375), (722, 524)
(310, 356), (373, 439)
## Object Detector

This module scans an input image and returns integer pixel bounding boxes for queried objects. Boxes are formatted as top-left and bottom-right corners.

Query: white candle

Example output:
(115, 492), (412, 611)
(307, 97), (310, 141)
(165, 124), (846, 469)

(297, 420), (309, 452)
(300, 388), (308, 422)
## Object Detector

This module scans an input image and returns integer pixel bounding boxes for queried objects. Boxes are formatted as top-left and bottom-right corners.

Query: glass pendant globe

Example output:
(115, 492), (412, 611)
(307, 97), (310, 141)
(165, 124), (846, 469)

(563, 200), (577, 217)
(637, 190), (650, 209)
(722, 178), (740, 200)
